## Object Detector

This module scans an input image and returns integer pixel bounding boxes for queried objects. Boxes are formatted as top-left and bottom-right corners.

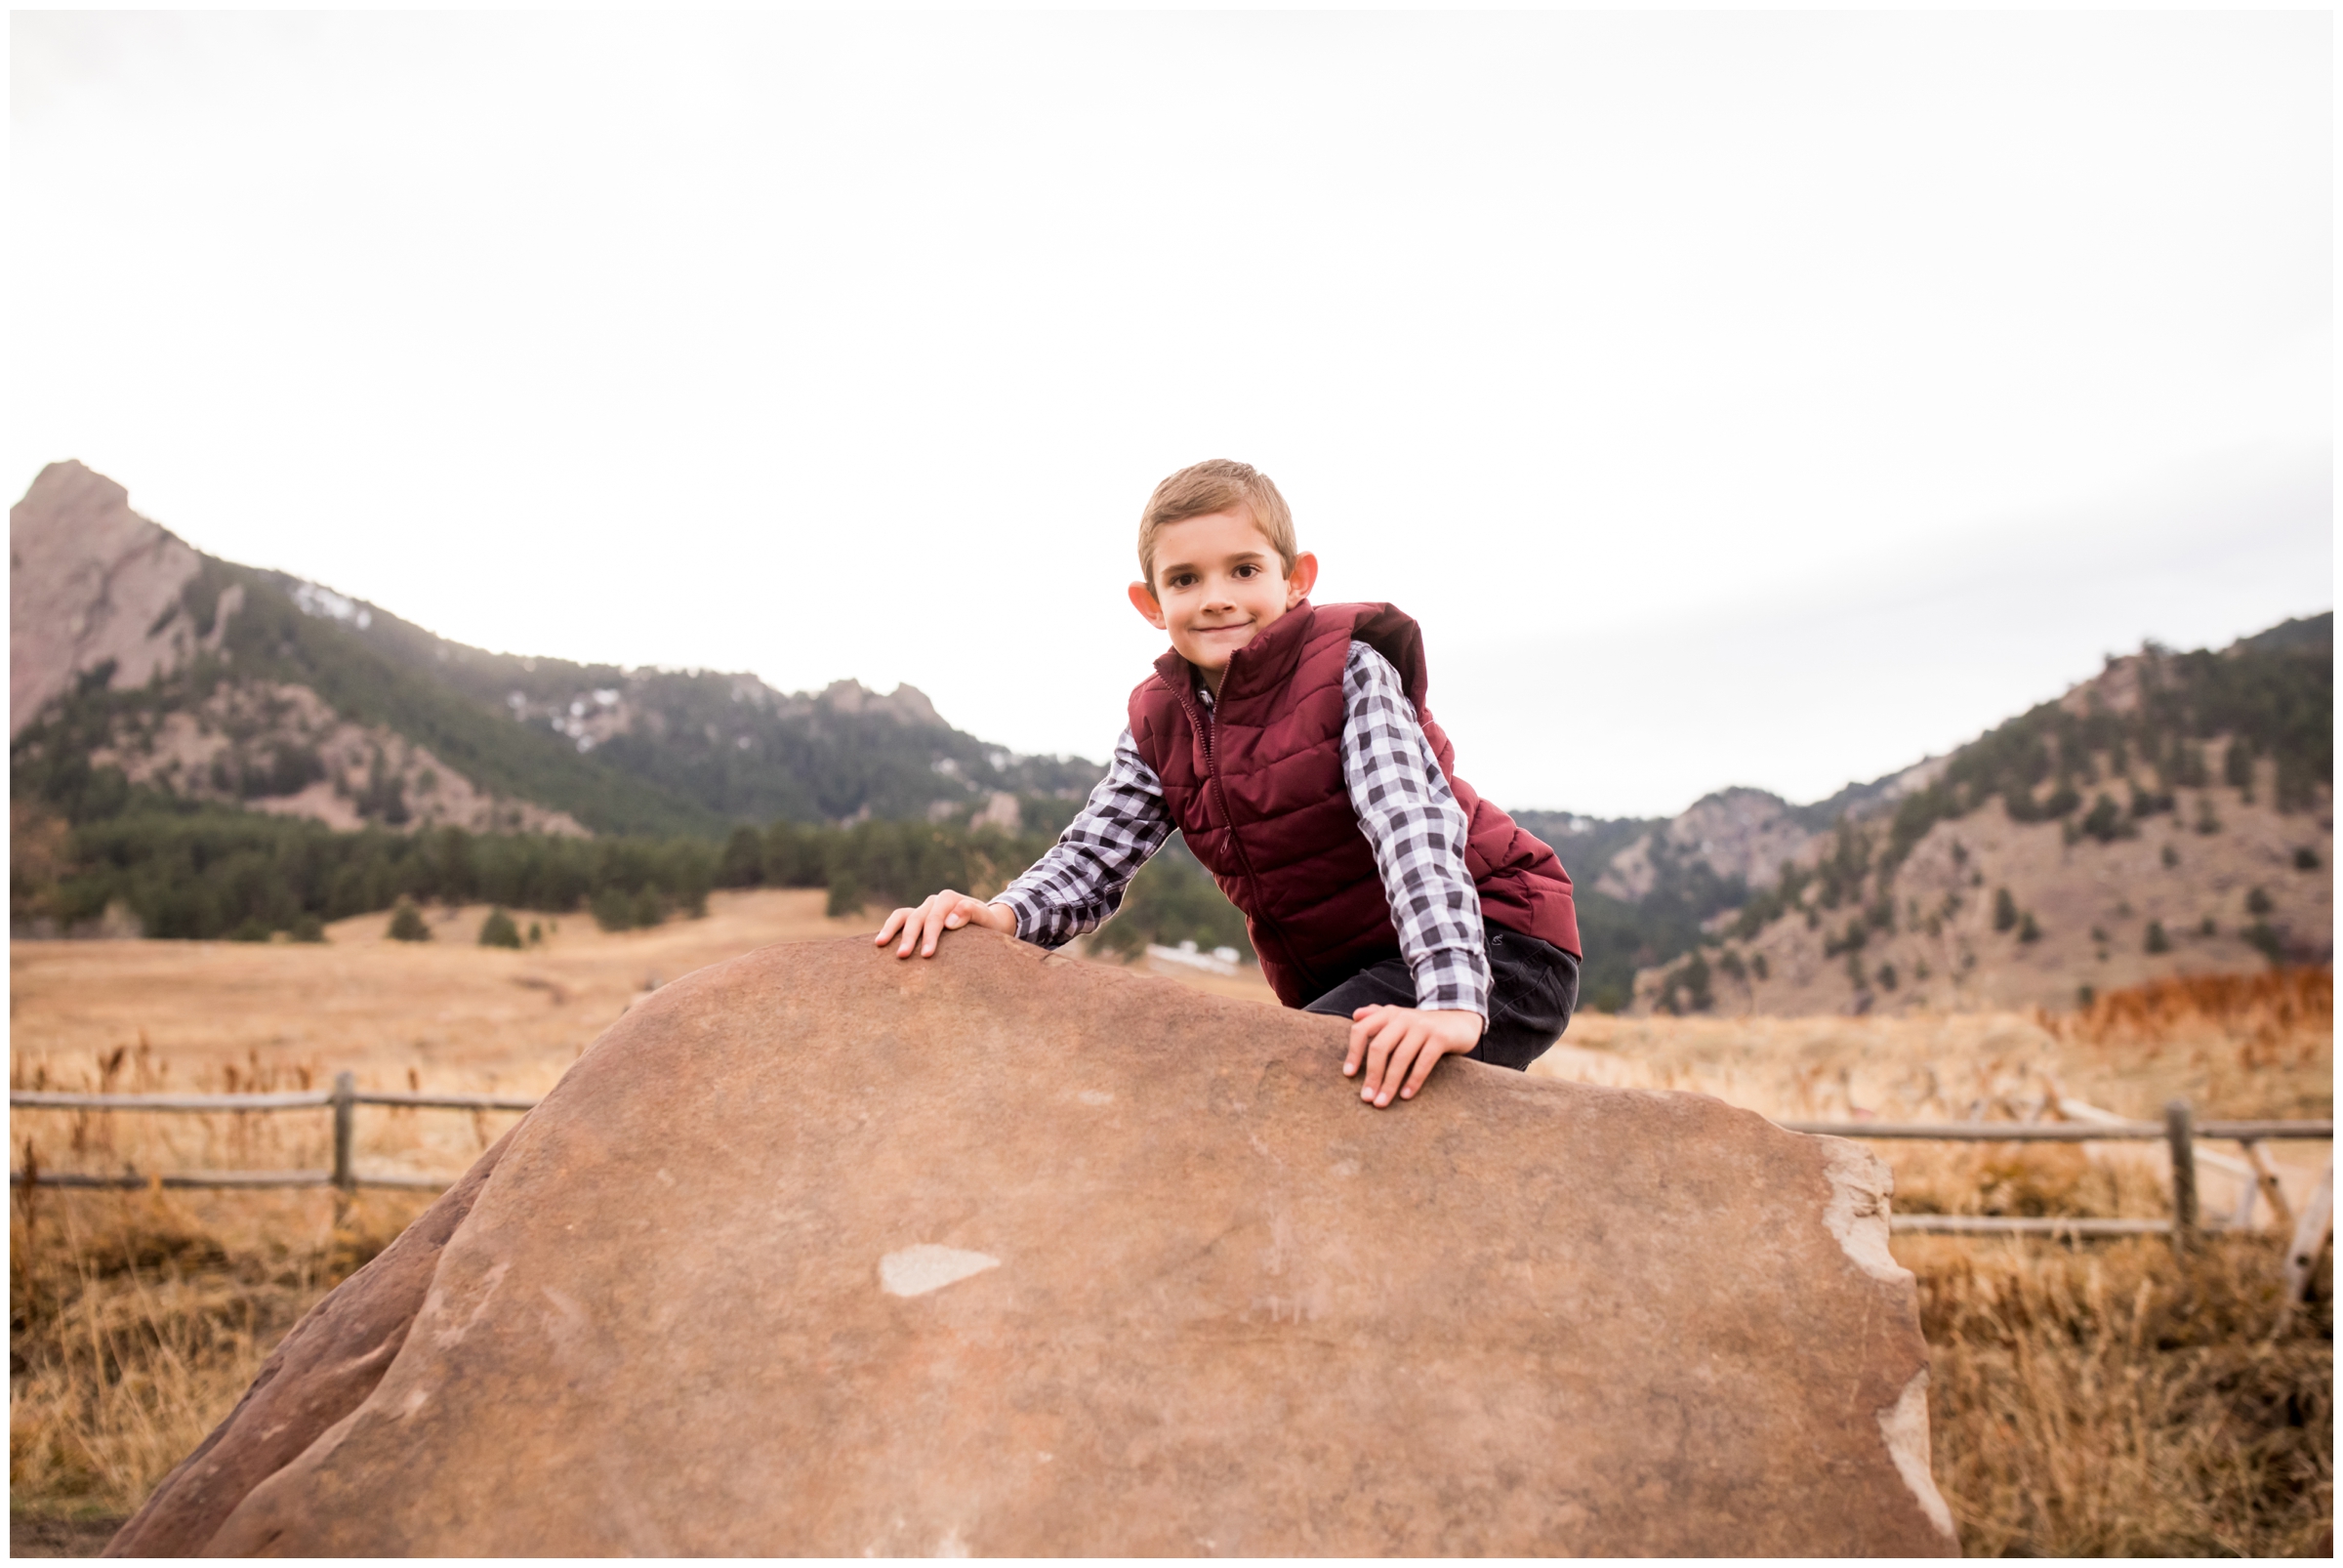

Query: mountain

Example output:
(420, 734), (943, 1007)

(11, 461), (2330, 1015)
(1585, 618), (2333, 1016)
(10, 463), (1099, 841)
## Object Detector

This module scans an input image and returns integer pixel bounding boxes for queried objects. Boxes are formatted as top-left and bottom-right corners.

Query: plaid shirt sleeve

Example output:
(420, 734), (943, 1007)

(994, 727), (1173, 949)
(1341, 641), (1492, 1020)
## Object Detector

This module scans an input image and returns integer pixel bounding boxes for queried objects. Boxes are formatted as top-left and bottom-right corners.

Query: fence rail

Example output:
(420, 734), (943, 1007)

(8, 1084), (2334, 1279)
(1788, 1098), (2334, 1311)
(7, 1072), (537, 1194)
(7, 1088), (540, 1114)
(1776, 1119), (2332, 1142)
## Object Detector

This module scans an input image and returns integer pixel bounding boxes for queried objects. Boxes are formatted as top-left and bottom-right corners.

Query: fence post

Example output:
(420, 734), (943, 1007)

(2165, 1098), (2197, 1248)
(332, 1072), (356, 1195)
(2280, 1162), (2333, 1315)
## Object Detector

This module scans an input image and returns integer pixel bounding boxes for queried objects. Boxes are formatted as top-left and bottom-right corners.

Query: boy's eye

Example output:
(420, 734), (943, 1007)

(1168, 573), (1196, 589)
(1233, 564), (1258, 578)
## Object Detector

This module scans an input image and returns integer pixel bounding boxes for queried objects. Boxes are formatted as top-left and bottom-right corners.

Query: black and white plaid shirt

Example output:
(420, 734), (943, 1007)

(996, 641), (1491, 1018)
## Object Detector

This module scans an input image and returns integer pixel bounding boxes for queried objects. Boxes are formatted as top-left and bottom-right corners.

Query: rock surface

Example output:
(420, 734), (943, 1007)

(10, 461), (217, 735)
(111, 934), (1955, 1556)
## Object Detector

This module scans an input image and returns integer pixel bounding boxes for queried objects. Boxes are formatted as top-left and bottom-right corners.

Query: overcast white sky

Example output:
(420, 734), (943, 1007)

(9, 10), (2331, 818)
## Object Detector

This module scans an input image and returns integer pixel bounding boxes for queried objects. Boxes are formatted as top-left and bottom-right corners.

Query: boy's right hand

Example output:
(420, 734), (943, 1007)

(875, 890), (1018, 959)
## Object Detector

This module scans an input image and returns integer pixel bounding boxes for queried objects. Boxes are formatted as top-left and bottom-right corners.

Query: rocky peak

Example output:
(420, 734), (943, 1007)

(817, 679), (943, 727)
(9, 461), (228, 736)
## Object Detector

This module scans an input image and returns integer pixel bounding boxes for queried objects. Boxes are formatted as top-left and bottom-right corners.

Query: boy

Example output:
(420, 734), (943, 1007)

(877, 459), (1582, 1108)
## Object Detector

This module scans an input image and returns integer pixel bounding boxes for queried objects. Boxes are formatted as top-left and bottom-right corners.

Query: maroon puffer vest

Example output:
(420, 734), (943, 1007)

(1128, 600), (1581, 1009)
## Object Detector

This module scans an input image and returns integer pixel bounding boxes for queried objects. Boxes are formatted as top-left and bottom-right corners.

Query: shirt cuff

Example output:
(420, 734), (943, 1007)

(992, 887), (1047, 946)
(1411, 944), (1491, 1021)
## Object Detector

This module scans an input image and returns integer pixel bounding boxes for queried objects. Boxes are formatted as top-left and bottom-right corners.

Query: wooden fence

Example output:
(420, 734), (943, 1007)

(8, 1084), (2331, 1303)
(1782, 1101), (2334, 1306)
(8, 1073), (535, 1193)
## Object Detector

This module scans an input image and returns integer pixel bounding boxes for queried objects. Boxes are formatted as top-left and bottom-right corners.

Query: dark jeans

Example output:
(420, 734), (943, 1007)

(1299, 923), (1580, 1071)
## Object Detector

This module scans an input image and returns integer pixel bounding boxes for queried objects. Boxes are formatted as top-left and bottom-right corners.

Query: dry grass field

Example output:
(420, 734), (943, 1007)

(8, 903), (2332, 1555)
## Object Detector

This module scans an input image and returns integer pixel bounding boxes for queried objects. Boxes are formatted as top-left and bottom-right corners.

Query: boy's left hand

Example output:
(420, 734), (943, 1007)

(1343, 1006), (1483, 1107)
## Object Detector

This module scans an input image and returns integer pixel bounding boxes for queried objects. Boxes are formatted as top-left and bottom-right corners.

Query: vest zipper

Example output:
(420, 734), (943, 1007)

(1174, 678), (1318, 999)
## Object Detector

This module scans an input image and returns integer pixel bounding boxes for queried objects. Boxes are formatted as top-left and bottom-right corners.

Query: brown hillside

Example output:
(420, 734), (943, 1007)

(1626, 628), (2332, 1016)
(1645, 764), (2328, 1015)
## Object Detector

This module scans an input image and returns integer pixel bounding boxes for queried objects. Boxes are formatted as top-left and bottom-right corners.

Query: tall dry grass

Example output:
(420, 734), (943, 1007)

(9, 1040), (524, 1544)
(9, 1186), (429, 1525)
(1911, 1232), (2330, 1555)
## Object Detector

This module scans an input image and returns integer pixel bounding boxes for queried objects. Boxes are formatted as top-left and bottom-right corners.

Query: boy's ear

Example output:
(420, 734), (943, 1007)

(1128, 580), (1168, 630)
(1284, 552), (1319, 606)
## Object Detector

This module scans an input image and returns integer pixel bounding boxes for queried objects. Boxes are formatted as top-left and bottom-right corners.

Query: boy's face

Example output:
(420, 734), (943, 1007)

(1128, 509), (1319, 681)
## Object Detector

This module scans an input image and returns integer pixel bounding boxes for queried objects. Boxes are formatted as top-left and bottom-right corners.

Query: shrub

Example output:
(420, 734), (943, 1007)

(228, 917), (272, 943)
(1749, 953), (1769, 981)
(2223, 739), (2254, 790)
(2246, 887), (2275, 916)
(1824, 920), (1868, 958)
(2017, 912), (2042, 943)
(2199, 915), (2216, 937)
(1656, 951), (1713, 1015)
(2275, 751), (2319, 813)
(2079, 794), (2132, 844)
(478, 908), (522, 949)
(258, 743), (325, 800)
(1993, 887), (2019, 933)
(591, 887), (637, 931)
(717, 825), (765, 888)
(1875, 963), (1899, 991)
(2242, 921), (2283, 965)
(291, 913), (325, 943)
(2144, 921), (2171, 955)
(2160, 844), (2180, 868)
(2295, 846), (2321, 871)
(387, 899), (431, 942)
(2194, 796), (2221, 835)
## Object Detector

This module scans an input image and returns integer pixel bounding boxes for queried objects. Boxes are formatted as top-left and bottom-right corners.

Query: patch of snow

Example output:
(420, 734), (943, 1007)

(291, 582), (366, 624)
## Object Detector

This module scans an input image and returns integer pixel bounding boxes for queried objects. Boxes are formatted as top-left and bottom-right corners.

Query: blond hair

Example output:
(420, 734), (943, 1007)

(1136, 459), (1298, 591)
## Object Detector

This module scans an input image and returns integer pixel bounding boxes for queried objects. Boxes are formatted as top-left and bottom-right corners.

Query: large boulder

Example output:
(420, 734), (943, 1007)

(110, 934), (1956, 1555)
